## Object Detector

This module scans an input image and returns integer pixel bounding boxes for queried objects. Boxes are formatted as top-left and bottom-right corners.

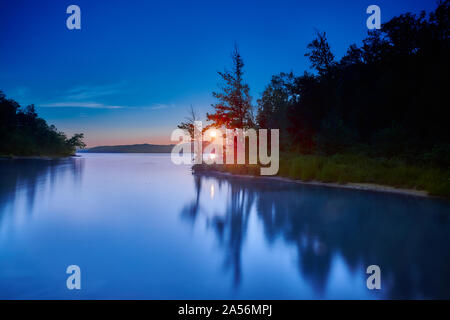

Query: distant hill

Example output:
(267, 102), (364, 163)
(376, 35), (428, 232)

(80, 144), (175, 153)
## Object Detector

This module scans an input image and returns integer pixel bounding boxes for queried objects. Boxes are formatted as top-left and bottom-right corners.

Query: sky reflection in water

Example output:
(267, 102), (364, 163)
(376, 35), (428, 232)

(0, 154), (449, 299)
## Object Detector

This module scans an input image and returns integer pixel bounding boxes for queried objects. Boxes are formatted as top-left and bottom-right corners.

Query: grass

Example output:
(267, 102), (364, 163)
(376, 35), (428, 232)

(193, 153), (450, 198)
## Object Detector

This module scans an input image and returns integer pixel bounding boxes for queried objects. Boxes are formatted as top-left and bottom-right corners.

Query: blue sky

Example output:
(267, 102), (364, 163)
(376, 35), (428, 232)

(0, 0), (436, 146)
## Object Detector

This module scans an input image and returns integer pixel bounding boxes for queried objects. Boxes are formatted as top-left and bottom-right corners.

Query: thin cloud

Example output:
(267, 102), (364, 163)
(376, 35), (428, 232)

(39, 82), (175, 111)
(64, 83), (125, 100)
(132, 103), (176, 110)
(40, 102), (123, 109)
(147, 103), (173, 110)
(40, 101), (175, 110)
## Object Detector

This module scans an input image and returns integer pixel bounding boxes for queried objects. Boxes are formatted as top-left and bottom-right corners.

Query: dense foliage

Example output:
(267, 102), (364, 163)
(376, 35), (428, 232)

(0, 91), (85, 157)
(256, 0), (449, 167)
(207, 45), (254, 130)
(189, 1), (450, 196)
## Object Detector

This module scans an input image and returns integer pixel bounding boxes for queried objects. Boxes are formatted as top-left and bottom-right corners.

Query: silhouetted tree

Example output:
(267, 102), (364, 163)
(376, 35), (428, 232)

(253, 0), (449, 165)
(207, 45), (254, 129)
(256, 72), (298, 149)
(0, 91), (85, 156)
(177, 105), (198, 139)
(304, 31), (335, 76)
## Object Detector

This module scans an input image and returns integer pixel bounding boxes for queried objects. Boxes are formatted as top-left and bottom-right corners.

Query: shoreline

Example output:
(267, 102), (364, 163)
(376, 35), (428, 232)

(0, 154), (442, 198)
(193, 168), (431, 198)
(0, 154), (78, 160)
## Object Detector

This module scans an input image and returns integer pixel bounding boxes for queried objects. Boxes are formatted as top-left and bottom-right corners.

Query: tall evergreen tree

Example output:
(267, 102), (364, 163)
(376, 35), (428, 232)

(304, 31), (335, 76)
(207, 45), (254, 129)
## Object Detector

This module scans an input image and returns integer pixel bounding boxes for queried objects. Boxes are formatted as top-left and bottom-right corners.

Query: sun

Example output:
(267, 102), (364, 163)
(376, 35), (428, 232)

(210, 130), (217, 138)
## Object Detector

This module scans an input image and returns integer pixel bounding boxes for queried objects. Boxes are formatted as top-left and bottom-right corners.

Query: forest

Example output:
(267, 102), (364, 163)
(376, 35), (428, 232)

(186, 0), (450, 196)
(0, 91), (85, 157)
(256, 1), (449, 166)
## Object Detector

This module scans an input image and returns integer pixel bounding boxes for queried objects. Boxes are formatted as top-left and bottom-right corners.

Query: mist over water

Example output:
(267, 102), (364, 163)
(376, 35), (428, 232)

(1, 154), (449, 299)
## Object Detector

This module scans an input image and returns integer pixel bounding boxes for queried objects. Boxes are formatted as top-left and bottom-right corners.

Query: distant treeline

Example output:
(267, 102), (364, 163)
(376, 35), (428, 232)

(0, 91), (85, 157)
(190, 0), (449, 168)
(81, 144), (174, 153)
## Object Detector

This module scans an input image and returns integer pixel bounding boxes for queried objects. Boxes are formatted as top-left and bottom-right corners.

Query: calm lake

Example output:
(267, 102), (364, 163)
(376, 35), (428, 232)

(1, 153), (449, 299)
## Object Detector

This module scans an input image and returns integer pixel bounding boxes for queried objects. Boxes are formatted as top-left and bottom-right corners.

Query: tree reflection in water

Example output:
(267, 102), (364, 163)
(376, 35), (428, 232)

(0, 158), (84, 221)
(181, 172), (450, 299)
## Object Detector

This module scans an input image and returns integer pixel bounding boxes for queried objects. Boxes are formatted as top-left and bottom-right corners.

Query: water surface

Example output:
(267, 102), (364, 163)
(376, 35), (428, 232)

(1, 154), (449, 299)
